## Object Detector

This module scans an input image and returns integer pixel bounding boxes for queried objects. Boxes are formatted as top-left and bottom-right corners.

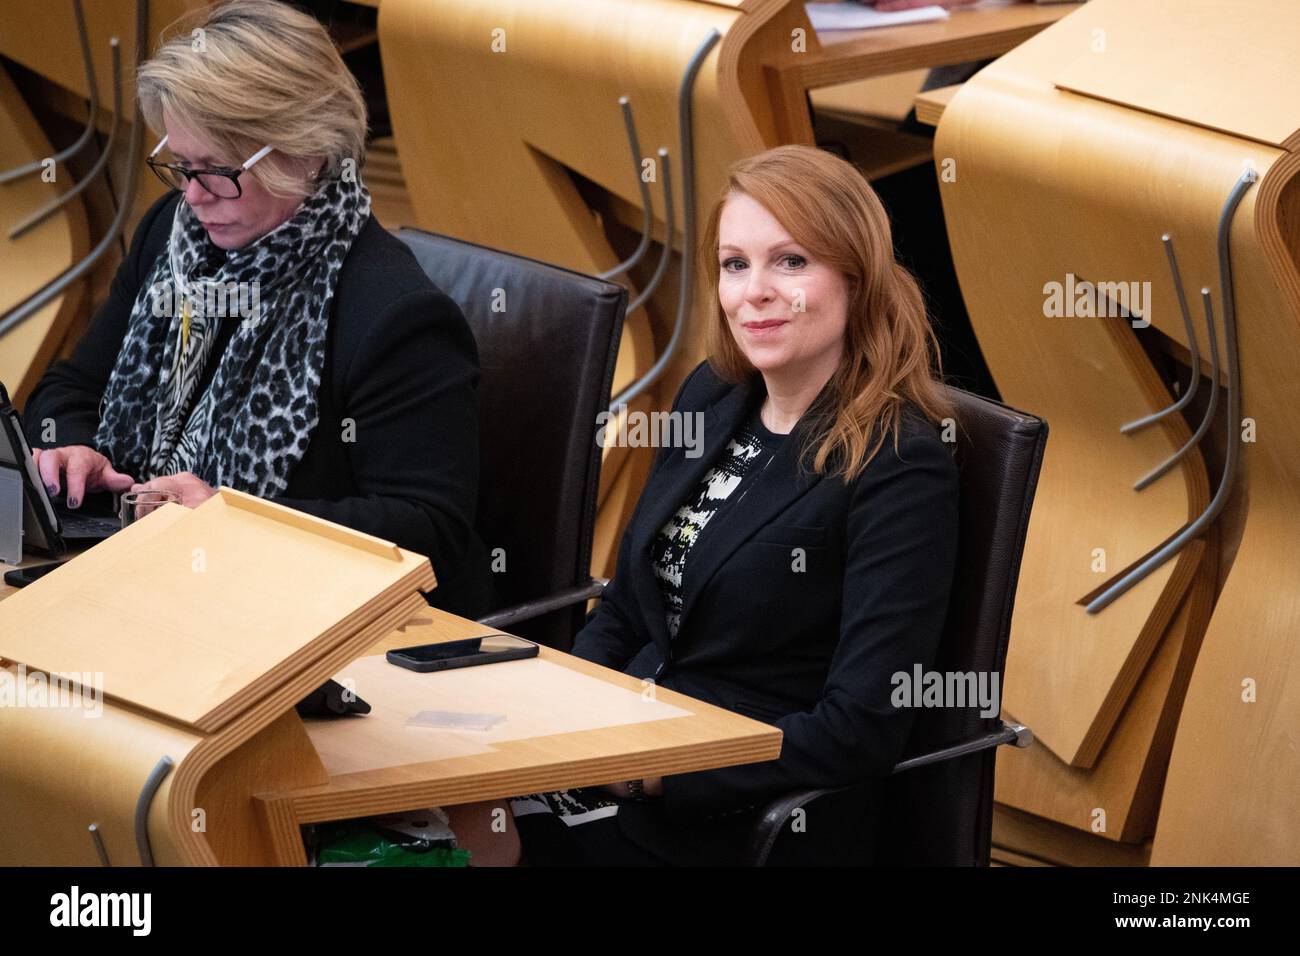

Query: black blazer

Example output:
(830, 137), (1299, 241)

(22, 192), (491, 618)
(572, 360), (959, 862)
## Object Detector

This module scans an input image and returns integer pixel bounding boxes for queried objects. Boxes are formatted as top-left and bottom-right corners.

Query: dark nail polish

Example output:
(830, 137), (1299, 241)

(67, 497), (79, 509)
(45, 483), (58, 496)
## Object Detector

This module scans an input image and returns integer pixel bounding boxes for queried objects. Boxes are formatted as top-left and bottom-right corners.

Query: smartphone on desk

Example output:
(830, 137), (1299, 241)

(4, 560), (66, 589)
(386, 634), (539, 673)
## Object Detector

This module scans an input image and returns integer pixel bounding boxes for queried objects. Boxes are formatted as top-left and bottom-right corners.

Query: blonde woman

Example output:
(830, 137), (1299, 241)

(510, 144), (960, 865)
(23, 0), (489, 617)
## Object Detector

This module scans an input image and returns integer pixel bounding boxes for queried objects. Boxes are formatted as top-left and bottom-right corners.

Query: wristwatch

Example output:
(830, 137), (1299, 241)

(626, 779), (646, 801)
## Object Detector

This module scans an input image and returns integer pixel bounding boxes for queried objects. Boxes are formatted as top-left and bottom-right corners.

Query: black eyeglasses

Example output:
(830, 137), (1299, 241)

(145, 134), (273, 199)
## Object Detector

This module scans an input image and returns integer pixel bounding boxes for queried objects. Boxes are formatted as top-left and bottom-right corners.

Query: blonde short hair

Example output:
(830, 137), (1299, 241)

(137, 0), (368, 198)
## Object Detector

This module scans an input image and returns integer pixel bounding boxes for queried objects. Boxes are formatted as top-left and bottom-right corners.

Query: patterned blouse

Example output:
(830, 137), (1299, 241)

(649, 408), (786, 638)
(508, 409), (787, 841)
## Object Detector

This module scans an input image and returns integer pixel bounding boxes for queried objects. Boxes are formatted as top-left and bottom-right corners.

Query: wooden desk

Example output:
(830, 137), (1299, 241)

(244, 609), (781, 864)
(0, 539), (781, 866)
(913, 83), (961, 127)
(768, 1), (1080, 142)
(0, 545), (89, 605)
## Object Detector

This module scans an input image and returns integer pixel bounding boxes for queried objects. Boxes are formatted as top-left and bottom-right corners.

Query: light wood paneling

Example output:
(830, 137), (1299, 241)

(0, 65), (89, 404)
(913, 83), (959, 128)
(995, 533), (1217, 843)
(938, 0), (1300, 863)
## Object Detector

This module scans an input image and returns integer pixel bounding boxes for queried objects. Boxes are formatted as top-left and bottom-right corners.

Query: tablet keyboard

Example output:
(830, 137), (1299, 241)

(58, 510), (120, 538)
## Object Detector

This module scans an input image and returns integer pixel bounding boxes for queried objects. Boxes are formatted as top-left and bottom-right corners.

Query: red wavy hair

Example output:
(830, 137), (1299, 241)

(699, 144), (955, 481)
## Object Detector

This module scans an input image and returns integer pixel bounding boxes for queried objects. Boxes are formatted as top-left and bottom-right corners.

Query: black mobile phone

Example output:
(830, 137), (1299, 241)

(4, 560), (66, 589)
(385, 634), (539, 673)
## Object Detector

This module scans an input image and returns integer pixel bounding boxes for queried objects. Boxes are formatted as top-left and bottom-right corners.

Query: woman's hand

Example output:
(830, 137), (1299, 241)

(129, 473), (218, 509)
(31, 446), (135, 508)
(600, 777), (664, 799)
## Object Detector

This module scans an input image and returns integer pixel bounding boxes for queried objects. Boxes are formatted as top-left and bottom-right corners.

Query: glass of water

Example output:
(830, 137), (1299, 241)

(118, 490), (181, 528)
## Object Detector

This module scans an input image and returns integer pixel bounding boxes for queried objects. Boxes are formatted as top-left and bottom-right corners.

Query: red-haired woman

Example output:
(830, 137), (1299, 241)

(510, 144), (960, 865)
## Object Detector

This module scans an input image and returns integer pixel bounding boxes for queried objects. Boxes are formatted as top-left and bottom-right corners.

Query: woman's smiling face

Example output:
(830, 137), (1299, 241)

(716, 191), (850, 383)
(163, 117), (305, 250)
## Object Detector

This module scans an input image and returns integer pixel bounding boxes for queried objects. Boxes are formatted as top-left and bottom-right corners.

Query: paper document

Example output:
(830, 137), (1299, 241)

(805, 2), (951, 32)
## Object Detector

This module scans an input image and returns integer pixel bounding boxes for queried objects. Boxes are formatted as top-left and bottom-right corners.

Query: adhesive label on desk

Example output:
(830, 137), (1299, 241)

(407, 710), (506, 731)
(306, 655), (693, 777)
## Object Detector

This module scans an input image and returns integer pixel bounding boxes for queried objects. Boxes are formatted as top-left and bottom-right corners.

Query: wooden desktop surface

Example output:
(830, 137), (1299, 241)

(1, 540), (782, 865)
(767, 0), (1080, 141)
(813, 1), (1076, 64)
(271, 608), (783, 828)
(352, 0), (1078, 146)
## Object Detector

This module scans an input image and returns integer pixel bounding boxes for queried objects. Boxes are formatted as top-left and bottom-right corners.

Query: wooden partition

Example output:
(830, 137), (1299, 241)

(935, 0), (1300, 863)
(0, 66), (89, 405)
(0, 0), (200, 227)
(0, 0), (199, 398)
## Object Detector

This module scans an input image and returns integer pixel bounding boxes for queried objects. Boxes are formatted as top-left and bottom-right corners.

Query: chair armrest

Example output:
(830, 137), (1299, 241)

(745, 719), (1032, 865)
(476, 578), (608, 630)
(891, 719), (1031, 774)
(746, 784), (864, 866)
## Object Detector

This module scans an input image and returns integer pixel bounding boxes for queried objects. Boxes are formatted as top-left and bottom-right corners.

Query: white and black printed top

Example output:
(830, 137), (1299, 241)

(650, 408), (786, 638)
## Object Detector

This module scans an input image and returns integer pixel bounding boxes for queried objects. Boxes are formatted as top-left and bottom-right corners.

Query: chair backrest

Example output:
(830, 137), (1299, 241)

(876, 387), (1048, 865)
(396, 228), (626, 650)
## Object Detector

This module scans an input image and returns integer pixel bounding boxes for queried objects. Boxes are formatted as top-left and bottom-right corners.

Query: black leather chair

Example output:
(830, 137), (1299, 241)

(391, 231), (1043, 864)
(396, 228), (626, 651)
(746, 387), (1048, 866)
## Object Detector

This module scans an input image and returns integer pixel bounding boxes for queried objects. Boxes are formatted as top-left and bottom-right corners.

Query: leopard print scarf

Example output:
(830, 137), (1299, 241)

(94, 172), (370, 497)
